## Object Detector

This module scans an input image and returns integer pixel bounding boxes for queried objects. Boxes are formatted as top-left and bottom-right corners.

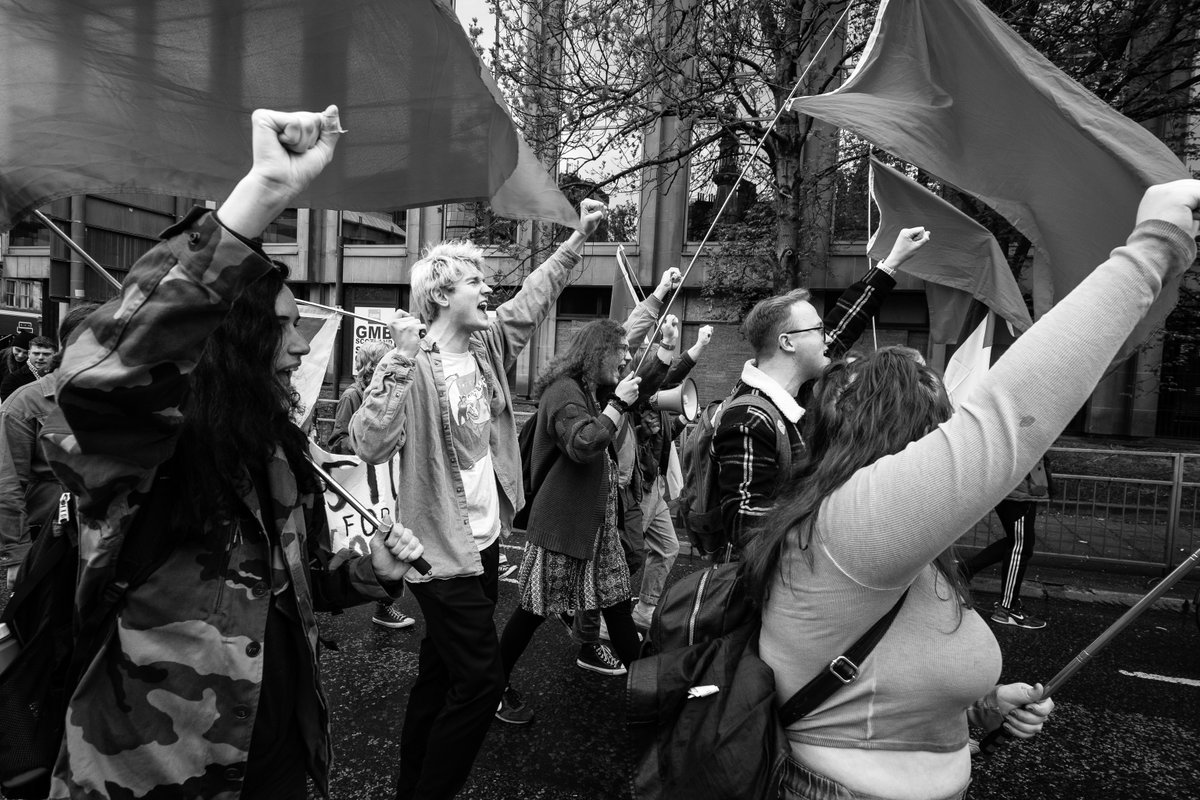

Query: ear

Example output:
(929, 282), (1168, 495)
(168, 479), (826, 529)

(778, 332), (795, 353)
(432, 286), (452, 309)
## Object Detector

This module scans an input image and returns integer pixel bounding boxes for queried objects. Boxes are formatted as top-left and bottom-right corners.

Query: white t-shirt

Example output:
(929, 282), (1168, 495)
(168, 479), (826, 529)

(440, 349), (500, 550)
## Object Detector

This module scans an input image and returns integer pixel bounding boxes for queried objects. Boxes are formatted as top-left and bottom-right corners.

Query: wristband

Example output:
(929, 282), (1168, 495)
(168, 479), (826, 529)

(659, 342), (677, 352)
(607, 397), (630, 414)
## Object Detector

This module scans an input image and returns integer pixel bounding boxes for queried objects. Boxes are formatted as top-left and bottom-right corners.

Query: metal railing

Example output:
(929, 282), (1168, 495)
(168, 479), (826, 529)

(956, 448), (1198, 576)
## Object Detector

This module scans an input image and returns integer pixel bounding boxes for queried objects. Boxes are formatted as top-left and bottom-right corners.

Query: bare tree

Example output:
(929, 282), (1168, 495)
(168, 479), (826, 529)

(476, 0), (1198, 296)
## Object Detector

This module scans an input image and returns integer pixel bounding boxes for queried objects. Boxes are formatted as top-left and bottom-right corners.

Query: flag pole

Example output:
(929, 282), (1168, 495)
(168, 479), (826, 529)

(295, 298), (383, 325)
(631, 0), (856, 372)
(308, 457), (432, 575)
(978, 542), (1200, 757)
(34, 210), (123, 291)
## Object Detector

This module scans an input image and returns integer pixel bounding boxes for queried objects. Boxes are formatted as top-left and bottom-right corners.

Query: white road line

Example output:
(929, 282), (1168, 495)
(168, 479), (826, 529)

(1118, 670), (1200, 688)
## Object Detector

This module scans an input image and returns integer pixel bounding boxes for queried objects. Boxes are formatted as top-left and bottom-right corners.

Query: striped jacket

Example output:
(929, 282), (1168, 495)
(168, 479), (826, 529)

(40, 209), (396, 799)
(712, 266), (897, 550)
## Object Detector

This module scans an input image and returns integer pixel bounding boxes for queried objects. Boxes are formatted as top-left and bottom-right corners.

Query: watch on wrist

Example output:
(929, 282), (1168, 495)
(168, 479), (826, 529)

(659, 341), (677, 351)
(608, 397), (630, 414)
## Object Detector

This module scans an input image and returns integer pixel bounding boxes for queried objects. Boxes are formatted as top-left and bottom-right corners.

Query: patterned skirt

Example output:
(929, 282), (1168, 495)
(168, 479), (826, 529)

(517, 457), (631, 616)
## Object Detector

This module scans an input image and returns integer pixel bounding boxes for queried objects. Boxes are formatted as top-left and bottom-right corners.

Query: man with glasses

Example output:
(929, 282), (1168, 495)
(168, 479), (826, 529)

(711, 227), (929, 559)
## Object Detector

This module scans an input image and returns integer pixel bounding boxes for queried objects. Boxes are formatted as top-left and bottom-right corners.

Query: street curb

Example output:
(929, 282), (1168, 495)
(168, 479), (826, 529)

(975, 577), (1188, 614)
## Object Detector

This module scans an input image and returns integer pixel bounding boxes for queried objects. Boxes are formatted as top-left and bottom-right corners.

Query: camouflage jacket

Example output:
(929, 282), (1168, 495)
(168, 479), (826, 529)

(40, 209), (396, 799)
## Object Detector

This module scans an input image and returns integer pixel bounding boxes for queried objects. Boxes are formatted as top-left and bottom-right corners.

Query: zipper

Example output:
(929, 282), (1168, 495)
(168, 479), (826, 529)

(687, 567), (712, 646)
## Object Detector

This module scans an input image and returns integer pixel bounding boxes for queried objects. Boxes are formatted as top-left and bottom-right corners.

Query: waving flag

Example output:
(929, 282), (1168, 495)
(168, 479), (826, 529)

(0, 0), (577, 232)
(867, 158), (1032, 344)
(292, 308), (341, 429)
(791, 0), (1189, 360)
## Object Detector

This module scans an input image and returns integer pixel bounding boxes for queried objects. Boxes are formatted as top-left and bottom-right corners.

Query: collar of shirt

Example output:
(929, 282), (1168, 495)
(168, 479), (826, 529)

(739, 359), (803, 424)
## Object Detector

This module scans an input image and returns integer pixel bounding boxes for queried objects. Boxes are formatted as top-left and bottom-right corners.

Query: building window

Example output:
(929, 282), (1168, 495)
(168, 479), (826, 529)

(2, 279), (42, 311)
(443, 203), (516, 245)
(342, 211), (406, 246)
(263, 208), (298, 244)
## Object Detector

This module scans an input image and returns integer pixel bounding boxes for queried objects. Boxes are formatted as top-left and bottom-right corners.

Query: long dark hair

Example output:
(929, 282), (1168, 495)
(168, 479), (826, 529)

(534, 318), (625, 400)
(744, 347), (969, 613)
(173, 264), (316, 534)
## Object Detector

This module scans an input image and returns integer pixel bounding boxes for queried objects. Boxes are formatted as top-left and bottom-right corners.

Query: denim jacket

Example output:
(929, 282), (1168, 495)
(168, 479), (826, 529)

(349, 245), (582, 581)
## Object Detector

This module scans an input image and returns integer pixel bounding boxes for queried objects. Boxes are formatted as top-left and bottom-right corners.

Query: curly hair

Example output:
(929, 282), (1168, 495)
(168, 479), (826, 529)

(534, 318), (626, 400)
(172, 263), (317, 534)
(744, 346), (968, 614)
(353, 340), (392, 387)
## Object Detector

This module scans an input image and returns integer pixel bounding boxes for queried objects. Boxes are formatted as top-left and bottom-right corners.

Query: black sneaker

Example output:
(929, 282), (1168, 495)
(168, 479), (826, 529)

(991, 604), (1046, 630)
(576, 642), (626, 676)
(372, 602), (416, 629)
(495, 686), (535, 725)
(498, 552), (518, 580)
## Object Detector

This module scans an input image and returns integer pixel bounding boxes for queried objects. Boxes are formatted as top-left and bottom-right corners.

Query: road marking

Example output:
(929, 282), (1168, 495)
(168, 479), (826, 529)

(1119, 670), (1200, 688)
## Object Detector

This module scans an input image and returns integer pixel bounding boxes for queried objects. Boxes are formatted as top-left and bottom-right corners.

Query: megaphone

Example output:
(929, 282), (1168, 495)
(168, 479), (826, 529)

(649, 378), (699, 422)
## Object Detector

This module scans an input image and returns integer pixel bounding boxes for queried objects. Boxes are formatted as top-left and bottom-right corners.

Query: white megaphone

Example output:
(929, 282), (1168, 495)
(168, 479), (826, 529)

(649, 378), (699, 422)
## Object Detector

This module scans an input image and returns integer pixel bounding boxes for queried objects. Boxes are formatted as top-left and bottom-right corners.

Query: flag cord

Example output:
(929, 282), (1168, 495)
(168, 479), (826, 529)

(631, 0), (856, 373)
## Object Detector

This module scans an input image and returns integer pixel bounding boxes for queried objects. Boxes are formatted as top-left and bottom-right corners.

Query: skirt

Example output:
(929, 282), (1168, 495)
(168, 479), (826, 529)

(518, 457), (631, 616)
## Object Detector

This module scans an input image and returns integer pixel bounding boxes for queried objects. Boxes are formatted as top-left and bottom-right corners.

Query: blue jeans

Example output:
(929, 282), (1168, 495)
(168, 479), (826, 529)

(779, 756), (969, 800)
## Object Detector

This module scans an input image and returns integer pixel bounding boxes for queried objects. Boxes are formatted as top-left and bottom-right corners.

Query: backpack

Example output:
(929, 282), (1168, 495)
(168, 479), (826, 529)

(0, 482), (176, 799)
(627, 562), (908, 800)
(676, 393), (792, 557)
(513, 409), (557, 531)
(1006, 456), (1053, 502)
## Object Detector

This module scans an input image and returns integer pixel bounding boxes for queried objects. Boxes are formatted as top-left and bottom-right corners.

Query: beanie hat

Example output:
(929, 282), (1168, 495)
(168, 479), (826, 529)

(11, 331), (33, 349)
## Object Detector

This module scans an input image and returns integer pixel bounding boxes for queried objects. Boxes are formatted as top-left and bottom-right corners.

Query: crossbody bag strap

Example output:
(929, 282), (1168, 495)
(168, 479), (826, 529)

(776, 587), (910, 728)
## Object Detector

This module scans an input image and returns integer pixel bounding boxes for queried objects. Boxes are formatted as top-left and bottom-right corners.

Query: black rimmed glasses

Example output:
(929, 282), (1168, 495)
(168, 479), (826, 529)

(781, 323), (825, 338)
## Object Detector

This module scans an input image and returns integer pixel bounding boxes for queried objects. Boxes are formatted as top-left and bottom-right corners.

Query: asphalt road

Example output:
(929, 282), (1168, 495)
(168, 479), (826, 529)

(316, 543), (1200, 800)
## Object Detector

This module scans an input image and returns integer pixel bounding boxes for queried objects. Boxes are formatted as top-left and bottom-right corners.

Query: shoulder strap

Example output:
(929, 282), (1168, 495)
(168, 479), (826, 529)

(776, 588), (910, 727)
(720, 392), (793, 473)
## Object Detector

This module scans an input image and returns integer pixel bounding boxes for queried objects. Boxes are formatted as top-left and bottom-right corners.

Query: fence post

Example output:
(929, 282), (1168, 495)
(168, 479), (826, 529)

(1164, 453), (1184, 573)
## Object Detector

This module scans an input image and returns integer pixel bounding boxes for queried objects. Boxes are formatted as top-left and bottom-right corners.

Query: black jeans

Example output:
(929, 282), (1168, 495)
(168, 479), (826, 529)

(395, 541), (504, 800)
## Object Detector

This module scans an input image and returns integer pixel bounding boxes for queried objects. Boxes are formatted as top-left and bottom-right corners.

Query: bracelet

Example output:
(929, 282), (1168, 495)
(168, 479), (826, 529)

(607, 397), (630, 414)
(659, 342), (677, 352)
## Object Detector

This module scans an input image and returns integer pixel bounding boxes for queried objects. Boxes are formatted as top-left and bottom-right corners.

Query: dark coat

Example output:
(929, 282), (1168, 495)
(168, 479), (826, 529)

(525, 354), (669, 560)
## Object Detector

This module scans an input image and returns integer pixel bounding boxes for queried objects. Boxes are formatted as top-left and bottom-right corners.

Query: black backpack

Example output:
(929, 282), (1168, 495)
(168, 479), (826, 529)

(676, 393), (791, 557)
(512, 408), (558, 531)
(627, 563), (907, 800)
(0, 482), (176, 799)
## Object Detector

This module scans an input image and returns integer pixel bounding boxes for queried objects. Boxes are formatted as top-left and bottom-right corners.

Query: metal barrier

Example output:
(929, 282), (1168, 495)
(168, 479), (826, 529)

(957, 448), (1199, 576)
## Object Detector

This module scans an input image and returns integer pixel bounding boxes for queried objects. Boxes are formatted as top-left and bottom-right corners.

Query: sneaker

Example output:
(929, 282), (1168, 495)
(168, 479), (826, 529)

(495, 686), (535, 725)
(372, 602), (416, 629)
(991, 604), (1046, 630)
(498, 552), (518, 580)
(576, 642), (626, 676)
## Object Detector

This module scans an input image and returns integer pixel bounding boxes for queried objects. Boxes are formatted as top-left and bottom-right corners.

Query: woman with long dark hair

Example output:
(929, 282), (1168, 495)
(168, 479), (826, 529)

(495, 316), (678, 724)
(40, 106), (424, 800)
(745, 181), (1200, 800)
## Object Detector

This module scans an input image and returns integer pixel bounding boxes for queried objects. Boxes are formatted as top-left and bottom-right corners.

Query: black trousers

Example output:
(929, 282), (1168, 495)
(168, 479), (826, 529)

(966, 500), (1037, 608)
(395, 541), (504, 800)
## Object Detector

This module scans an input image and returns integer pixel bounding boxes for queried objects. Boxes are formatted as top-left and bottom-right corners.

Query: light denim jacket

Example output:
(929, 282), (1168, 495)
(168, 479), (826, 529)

(349, 244), (582, 581)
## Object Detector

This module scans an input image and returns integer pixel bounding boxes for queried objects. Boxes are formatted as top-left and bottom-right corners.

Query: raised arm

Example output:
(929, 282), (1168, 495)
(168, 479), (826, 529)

(41, 107), (342, 518)
(822, 185), (1198, 589)
(490, 199), (608, 367)
(825, 227), (928, 358)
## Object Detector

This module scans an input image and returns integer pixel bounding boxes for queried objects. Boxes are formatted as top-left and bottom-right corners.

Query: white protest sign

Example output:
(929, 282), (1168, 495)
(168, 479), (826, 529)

(309, 442), (400, 557)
